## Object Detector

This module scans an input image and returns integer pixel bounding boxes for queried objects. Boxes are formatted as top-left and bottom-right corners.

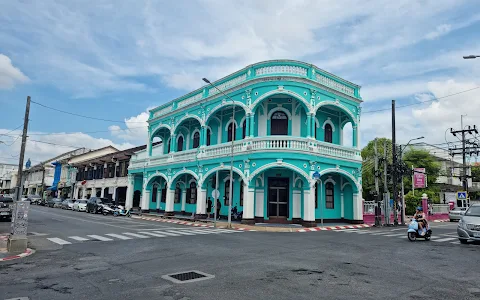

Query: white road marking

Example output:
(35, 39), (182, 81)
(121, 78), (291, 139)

(184, 229), (213, 235)
(122, 232), (150, 238)
(153, 231), (180, 236)
(432, 237), (457, 242)
(167, 230), (195, 236)
(30, 232), (48, 236)
(87, 235), (113, 241)
(383, 233), (405, 237)
(68, 236), (89, 241)
(451, 241), (460, 244)
(47, 238), (72, 245)
(137, 231), (167, 237)
(369, 232), (394, 235)
(105, 233), (133, 240)
(335, 229), (359, 232)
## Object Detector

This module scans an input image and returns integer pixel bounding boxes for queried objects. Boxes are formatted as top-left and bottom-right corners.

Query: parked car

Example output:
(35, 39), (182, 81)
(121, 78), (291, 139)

(61, 199), (75, 210)
(47, 198), (63, 208)
(457, 204), (480, 244)
(73, 199), (88, 212)
(449, 207), (467, 222)
(86, 197), (111, 214)
(28, 195), (42, 205)
(0, 195), (13, 221)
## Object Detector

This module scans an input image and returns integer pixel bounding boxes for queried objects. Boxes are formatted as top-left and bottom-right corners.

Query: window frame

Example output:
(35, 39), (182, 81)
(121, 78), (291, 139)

(270, 111), (289, 135)
(324, 124), (333, 143)
(192, 131), (200, 149)
(227, 122), (236, 142)
(177, 135), (184, 152)
(325, 182), (334, 209)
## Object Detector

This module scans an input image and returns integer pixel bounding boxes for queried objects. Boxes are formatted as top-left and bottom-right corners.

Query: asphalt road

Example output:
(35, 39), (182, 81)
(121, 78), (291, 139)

(1, 206), (479, 300)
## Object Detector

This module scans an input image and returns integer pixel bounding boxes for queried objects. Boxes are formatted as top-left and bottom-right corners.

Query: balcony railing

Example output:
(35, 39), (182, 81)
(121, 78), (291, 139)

(131, 137), (361, 169)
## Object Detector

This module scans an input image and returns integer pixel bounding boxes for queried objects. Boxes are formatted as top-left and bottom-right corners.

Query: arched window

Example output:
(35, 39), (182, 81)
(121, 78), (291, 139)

(224, 179), (231, 206)
(177, 135), (184, 152)
(271, 111), (288, 135)
(152, 185), (158, 203)
(227, 123), (236, 142)
(325, 182), (334, 209)
(206, 128), (211, 146)
(314, 182), (318, 208)
(242, 119), (246, 139)
(189, 182), (197, 204)
(174, 183), (181, 203)
(324, 124), (333, 143)
(193, 131), (200, 148)
(167, 139), (171, 153)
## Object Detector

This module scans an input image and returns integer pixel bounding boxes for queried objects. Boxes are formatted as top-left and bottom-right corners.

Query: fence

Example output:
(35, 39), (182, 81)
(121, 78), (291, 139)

(431, 204), (450, 214)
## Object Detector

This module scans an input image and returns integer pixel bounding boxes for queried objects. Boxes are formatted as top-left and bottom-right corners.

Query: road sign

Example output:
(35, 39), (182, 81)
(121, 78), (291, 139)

(211, 189), (220, 199)
(312, 171), (320, 180)
(457, 191), (467, 200)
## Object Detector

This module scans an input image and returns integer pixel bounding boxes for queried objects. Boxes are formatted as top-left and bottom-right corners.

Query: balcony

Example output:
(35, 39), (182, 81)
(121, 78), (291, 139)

(131, 136), (361, 169)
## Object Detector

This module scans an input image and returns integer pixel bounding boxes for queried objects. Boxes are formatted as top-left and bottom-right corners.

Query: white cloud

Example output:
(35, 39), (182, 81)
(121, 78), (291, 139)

(425, 24), (452, 40)
(109, 109), (150, 142)
(0, 54), (29, 89)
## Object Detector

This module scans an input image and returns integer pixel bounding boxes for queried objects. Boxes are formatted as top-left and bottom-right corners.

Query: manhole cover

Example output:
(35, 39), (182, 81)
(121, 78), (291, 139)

(162, 270), (214, 284)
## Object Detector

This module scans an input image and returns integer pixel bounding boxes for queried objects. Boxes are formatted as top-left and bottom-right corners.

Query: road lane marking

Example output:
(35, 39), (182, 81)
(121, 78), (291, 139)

(383, 233), (405, 237)
(105, 234), (133, 240)
(433, 237), (457, 242)
(369, 232), (394, 235)
(69, 236), (89, 241)
(153, 231), (180, 236)
(167, 230), (195, 236)
(184, 230), (212, 235)
(87, 235), (113, 241)
(137, 231), (167, 237)
(47, 238), (72, 245)
(123, 232), (150, 238)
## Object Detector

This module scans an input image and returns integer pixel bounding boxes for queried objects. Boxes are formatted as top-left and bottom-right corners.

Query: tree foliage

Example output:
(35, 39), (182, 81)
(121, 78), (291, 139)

(361, 138), (392, 201)
(402, 147), (441, 192)
(471, 165), (480, 182)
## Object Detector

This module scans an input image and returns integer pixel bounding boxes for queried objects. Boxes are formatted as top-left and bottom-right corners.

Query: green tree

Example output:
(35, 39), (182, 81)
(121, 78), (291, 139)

(361, 138), (392, 201)
(471, 165), (480, 182)
(401, 147), (441, 193)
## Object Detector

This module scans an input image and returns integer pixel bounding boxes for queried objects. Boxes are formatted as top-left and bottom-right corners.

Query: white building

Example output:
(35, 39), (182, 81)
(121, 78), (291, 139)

(0, 163), (18, 194)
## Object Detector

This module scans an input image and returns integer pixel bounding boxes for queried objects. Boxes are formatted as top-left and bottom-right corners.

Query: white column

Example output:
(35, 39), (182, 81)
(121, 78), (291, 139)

(146, 131), (152, 157)
(242, 186), (255, 222)
(255, 189), (264, 219)
(196, 188), (207, 215)
(352, 193), (363, 221)
(181, 190), (187, 212)
(125, 175), (134, 210)
(165, 187), (174, 214)
(156, 187), (161, 211)
(292, 190), (301, 219)
(356, 123), (361, 150)
(303, 185), (316, 224)
(100, 187), (105, 198)
(340, 192), (345, 219)
(141, 188), (150, 212)
(112, 187), (117, 203)
(340, 127), (343, 146)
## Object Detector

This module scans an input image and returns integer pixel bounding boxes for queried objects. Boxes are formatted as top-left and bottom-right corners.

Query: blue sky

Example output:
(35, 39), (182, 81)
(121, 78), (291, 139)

(1, 0), (480, 164)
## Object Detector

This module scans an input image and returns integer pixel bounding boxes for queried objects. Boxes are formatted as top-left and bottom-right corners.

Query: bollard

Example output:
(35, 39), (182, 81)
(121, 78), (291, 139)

(7, 201), (29, 253)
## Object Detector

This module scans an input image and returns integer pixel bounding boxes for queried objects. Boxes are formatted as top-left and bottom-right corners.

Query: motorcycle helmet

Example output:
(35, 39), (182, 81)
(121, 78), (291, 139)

(416, 206), (423, 211)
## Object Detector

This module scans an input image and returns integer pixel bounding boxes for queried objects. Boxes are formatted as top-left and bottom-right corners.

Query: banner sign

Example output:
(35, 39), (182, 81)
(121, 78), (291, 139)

(413, 168), (426, 188)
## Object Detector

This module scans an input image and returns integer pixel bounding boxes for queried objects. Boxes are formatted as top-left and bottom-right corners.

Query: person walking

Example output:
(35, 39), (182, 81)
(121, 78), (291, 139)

(216, 198), (221, 220)
(207, 197), (212, 219)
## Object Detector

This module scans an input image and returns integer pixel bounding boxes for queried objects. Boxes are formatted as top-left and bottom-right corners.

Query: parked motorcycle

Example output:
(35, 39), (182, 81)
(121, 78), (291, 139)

(407, 218), (432, 241)
(102, 204), (116, 216)
(231, 206), (243, 221)
(113, 205), (131, 217)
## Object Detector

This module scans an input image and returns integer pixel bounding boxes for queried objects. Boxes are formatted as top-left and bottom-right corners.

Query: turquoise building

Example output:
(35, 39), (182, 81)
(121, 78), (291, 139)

(127, 60), (363, 227)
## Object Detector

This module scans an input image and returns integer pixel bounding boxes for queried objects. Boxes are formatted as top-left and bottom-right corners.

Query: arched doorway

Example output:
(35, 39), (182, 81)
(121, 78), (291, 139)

(133, 190), (141, 207)
(268, 177), (289, 218)
(270, 111), (288, 135)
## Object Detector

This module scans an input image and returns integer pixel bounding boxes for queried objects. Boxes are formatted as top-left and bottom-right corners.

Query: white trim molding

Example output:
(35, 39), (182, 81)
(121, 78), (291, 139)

(267, 107), (292, 120)
(322, 117), (336, 132)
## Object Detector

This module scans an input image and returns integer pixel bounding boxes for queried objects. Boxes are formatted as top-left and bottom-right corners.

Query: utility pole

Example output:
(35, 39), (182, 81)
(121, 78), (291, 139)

(383, 140), (390, 226)
(15, 96), (31, 201)
(391, 100), (398, 226)
(374, 139), (381, 226)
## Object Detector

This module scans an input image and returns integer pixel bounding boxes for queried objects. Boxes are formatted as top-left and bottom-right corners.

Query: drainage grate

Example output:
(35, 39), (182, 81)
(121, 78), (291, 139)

(162, 270), (215, 284)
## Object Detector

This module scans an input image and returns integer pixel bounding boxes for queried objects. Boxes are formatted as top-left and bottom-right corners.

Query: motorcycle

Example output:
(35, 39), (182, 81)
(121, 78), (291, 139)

(102, 204), (116, 216)
(231, 206), (243, 221)
(113, 205), (131, 217)
(407, 218), (432, 241)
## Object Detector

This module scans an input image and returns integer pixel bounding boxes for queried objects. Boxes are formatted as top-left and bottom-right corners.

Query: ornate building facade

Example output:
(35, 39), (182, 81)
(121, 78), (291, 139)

(127, 60), (363, 227)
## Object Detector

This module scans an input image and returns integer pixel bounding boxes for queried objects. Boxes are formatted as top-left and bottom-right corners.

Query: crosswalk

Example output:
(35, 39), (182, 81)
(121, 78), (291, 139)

(334, 228), (461, 244)
(46, 228), (241, 246)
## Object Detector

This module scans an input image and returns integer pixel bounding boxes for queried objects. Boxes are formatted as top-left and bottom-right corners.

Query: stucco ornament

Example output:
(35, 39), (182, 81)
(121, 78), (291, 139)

(245, 89), (252, 106)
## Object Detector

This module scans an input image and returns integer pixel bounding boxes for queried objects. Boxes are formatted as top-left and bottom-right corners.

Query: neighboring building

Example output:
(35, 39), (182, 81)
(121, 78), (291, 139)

(70, 145), (146, 204)
(23, 148), (89, 197)
(128, 60), (363, 227)
(0, 163), (18, 194)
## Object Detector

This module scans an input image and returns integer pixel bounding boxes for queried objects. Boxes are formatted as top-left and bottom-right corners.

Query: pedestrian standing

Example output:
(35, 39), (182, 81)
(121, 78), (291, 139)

(216, 198), (221, 220)
(207, 197), (212, 219)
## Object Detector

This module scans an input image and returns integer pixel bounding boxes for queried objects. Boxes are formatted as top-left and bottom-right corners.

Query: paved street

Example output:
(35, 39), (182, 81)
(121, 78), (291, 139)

(1, 207), (480, 300)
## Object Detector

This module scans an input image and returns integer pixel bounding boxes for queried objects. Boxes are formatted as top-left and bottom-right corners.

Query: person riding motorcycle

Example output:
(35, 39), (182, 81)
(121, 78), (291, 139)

(413, 206), (428, 235)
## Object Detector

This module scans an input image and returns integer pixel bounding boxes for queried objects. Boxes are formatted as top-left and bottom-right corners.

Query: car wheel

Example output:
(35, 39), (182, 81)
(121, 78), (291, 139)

(459, 239), (468, 244)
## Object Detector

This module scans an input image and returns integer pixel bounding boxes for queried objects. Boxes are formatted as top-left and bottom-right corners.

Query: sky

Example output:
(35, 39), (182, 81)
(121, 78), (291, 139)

(1, 0), (480, 166)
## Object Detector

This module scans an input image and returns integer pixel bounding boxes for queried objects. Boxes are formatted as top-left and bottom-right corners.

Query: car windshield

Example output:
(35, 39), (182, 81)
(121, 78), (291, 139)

(0, 197), (14, 202)
(79, 200), (87, 204)
(465, 206), (480, 217)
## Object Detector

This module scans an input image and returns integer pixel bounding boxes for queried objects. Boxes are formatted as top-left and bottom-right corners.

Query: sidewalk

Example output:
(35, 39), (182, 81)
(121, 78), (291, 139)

(0, 234), (35, 262)
(133, 212), (372, 232)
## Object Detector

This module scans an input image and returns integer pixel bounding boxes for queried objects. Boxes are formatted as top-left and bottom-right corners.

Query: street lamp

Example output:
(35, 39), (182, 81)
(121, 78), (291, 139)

(202, 78), (235, 228)
(399, 136), (424, 225)
(463, 55), (480, 59)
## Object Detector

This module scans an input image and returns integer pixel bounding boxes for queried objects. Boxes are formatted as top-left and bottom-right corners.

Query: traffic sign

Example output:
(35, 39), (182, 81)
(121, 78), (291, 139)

(457, 191), (467, 200)
(312, 171), (320, 180)
(211, 189), (220, 199)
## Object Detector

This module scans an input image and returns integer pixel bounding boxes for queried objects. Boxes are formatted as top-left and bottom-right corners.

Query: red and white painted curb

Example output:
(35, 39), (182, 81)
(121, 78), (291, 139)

(297, 224), (371, 232)
(0, 248), (35, 262)
(433, 219), (451, 223)
(132, 215), (257, 231)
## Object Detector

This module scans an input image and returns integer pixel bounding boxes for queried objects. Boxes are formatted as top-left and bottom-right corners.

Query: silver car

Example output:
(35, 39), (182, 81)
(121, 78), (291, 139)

(449, 207), (467, 221)
(457, 204), (480, 244)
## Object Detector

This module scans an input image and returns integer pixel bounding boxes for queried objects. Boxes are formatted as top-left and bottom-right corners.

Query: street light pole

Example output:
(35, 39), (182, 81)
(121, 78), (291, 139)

(463, 55), (480, 59)
(202, 78), (235, 229)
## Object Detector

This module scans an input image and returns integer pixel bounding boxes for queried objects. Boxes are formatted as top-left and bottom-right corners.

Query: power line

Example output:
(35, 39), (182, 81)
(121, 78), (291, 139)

(31, 100), (146, 123)
(0, 124), (23, 136)
(363, 86), (480, 114)
(28, 139), (84, 149)
(0, 125), (148, 138)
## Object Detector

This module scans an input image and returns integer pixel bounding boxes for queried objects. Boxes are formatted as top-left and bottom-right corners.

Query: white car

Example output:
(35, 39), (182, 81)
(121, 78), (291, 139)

(73, 199), (88, 212)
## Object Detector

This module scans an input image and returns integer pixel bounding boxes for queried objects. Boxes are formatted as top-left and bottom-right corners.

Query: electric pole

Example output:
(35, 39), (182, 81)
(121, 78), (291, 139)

(15, 96), (31, 201)
(383, 140), (390, 225)
(374, 139), (381, 226)
(392, 100), (398, 226)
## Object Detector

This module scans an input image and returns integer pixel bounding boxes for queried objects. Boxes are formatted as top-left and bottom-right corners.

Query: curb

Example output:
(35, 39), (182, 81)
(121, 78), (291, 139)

(0, 248), (35, 262)
(297, 224), (371, 232)
(433, 219), (451, 223)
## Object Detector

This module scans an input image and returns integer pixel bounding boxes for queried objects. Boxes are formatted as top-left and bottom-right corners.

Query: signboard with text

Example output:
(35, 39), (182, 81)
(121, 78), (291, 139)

(413, 168), (426, 188)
